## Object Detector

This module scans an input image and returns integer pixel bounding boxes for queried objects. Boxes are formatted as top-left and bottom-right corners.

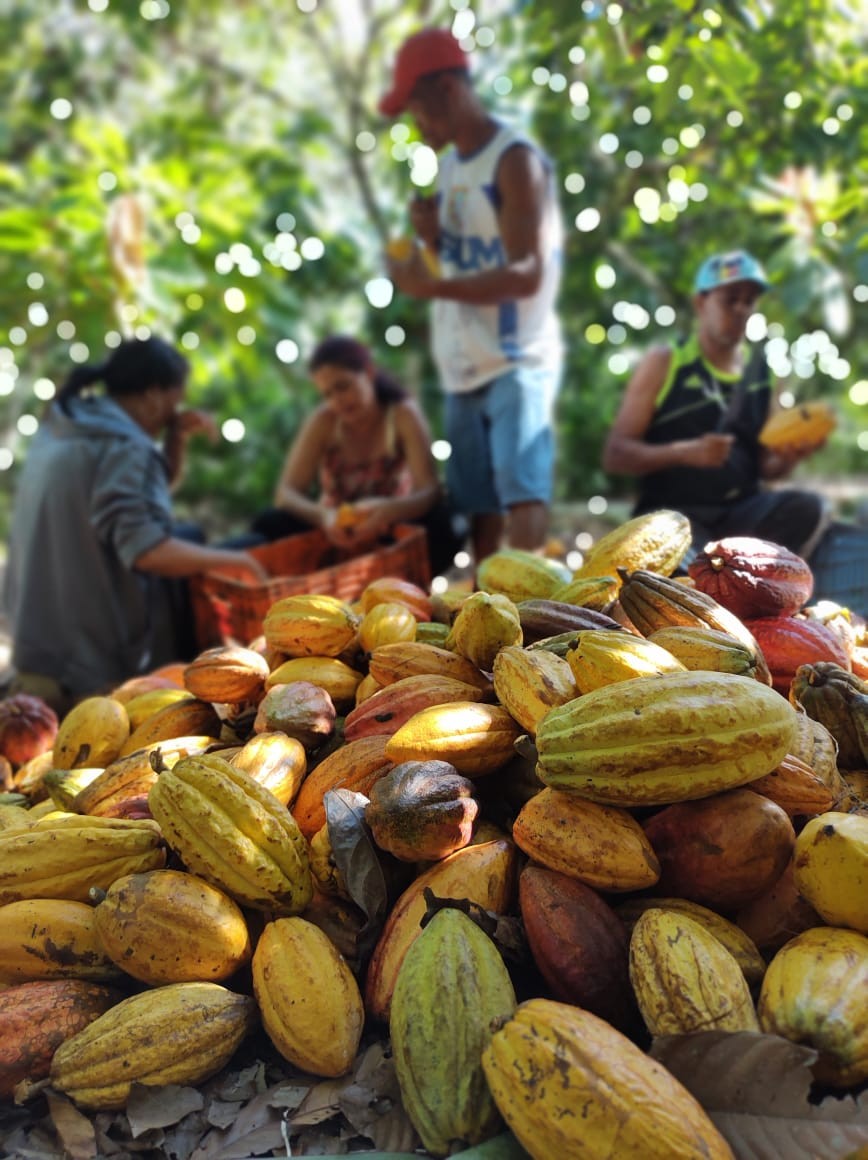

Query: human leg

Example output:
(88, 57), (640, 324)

(484, 367), (557, 553)
(444, 388), (504, 564)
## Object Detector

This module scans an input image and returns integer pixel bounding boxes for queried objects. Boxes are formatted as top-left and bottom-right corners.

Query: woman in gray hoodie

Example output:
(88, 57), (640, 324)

(4, 336), (265, 713)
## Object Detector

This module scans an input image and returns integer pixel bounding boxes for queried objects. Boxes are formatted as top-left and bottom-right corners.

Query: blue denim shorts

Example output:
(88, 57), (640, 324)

(444, 365), (559, 515)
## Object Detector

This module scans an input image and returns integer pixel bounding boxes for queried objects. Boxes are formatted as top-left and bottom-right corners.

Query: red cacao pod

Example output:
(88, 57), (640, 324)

(688, 536), (813, 619)
(0, 694), (59, 767)
(518, 865), (639, 1035)
(746, 616), (852, 697)
(642, 786), (795, 912)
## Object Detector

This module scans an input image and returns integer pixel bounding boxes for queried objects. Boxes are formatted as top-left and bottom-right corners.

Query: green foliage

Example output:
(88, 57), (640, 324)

(0, 0), (865, 537)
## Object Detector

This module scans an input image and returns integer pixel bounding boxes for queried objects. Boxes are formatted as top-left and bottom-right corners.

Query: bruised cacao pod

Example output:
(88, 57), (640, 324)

(365, 761), (479, 862)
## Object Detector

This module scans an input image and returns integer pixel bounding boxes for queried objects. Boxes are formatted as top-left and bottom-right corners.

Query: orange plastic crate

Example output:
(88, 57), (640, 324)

(190, 523), (430, 649)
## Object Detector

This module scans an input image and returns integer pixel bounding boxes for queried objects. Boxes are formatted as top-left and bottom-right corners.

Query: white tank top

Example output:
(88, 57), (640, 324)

(431, 121), (564, 394)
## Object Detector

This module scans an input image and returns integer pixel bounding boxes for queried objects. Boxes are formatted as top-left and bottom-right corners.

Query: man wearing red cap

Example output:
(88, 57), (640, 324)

(602, 250), (829, 560)
(380, 27), (564, 566)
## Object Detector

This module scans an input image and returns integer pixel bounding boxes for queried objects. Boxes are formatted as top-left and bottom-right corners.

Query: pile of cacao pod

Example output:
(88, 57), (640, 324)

(1, 507), (867, 1159)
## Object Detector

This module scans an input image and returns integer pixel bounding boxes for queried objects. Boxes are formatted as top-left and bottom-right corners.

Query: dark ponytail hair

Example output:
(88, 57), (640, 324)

(57, 337), (189, 411)
(308, 334), (407, 406)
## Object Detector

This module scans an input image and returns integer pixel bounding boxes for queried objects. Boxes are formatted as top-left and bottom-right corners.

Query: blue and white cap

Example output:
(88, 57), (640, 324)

(694, 250), (769, 294)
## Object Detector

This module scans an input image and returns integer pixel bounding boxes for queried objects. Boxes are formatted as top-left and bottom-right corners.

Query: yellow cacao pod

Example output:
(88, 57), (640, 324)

(182, 645), (270, 704)
(573, 509), (692, 585)
(147, 754), (312, 914)
(71, 734), (218, 818)
(549, 573), (620, 610)
(122, 688), (193, 731)
(566, 629), (686, 693)
(358, 601), (418, 653)
(0, 899), (123, 985)
(52, 697), (130, 770)
(512, 787), (660, 891)
(385, 701), (523, 777)
(628, 909), (760, 1036)
(391, 908), (516, 1156)
(616, 897), (766, 986)
(491, 645), (577, 735)
(445, 591), (523, 671)
(758, 400), (836, 449)
(647, 625), (762, 680)
(344, 673), (488, 743)
(117, 698), (222, 758)
(0, 817), (165, 904)
(535, 671), (798, 806)
(228, 730), (307, 807)
(49, 981), (258, 1109)
(758, 925), (868, 1088)
(476, 549), (571, 603)
(792, 811), (868, 933)
(481, 998), (735, 1159)
(265, 655), (365, 710)
(252, 917), (363, 1077)
(262, 594), (360, 657)
(368, 640), (491, 693)
(92, 869), (252, 985)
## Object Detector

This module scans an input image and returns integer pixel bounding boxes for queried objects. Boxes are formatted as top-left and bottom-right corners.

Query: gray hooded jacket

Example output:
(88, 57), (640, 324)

(4, 394), (176, 696)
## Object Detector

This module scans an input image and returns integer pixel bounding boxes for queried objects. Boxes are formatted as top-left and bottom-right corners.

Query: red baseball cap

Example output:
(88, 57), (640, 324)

(378, 28), (469, 117)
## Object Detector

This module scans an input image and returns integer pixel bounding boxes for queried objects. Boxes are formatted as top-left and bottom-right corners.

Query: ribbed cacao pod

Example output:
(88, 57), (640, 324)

(262, 594), (360, 657)
(617, 568), (772, 685)
(228, 731), (307, 807)
(647, 625), (762, 680)
(265, 656), (365, 710)
(481, 998), (735, 1159)
(148, 754), (312, 914)
(358, 601), (418, 653)
(183, 644), (269, 704)
(365, 760), (479, 862)
(517, 598), (626, 645)
(252, 680), (336, 750)
(445, 591), (523, 671)
(367, 641), (491, 692)
(364, 836), (518, 1023)
(758, 400), (836, 449)
(49, 981), (258, 1109)
(535, 671), (797, 807)
(566, 629), (685, 693)
(491, 645), (576, 735)
(118, 698), (222, 758)
(617, 897), (765, 986)
(629, 909), (759, 1035)
(391, 908), (516, 1156)
(291, 734), (394, 840)
(748, 752), (839, 818)
(0, 817), (165, 905)
(758, 926), (868, 1088)
(548, 574), (620, 611)
(252, 917), (363, 1077)
(688, 536), (813, 619)
(360, 576), (432, 622)
(71, 734), (218, 818)
(476, 549), (571, 603)
(343, 673), (487, 743)
(789, 662), (868, 769)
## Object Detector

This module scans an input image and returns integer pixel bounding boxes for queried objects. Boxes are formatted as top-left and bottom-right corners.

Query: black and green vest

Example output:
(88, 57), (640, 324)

(635, 334), (772, 512)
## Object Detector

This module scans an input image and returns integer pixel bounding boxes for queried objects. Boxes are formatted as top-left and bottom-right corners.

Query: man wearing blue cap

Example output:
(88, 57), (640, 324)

(602, 249), (829, 559)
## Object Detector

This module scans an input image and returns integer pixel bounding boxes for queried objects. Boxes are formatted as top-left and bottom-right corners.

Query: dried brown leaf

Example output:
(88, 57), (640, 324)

(44, 1091), (97, 1160)
(125, 1083), (204, 1138)
(651, 1031), (868, 1160)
